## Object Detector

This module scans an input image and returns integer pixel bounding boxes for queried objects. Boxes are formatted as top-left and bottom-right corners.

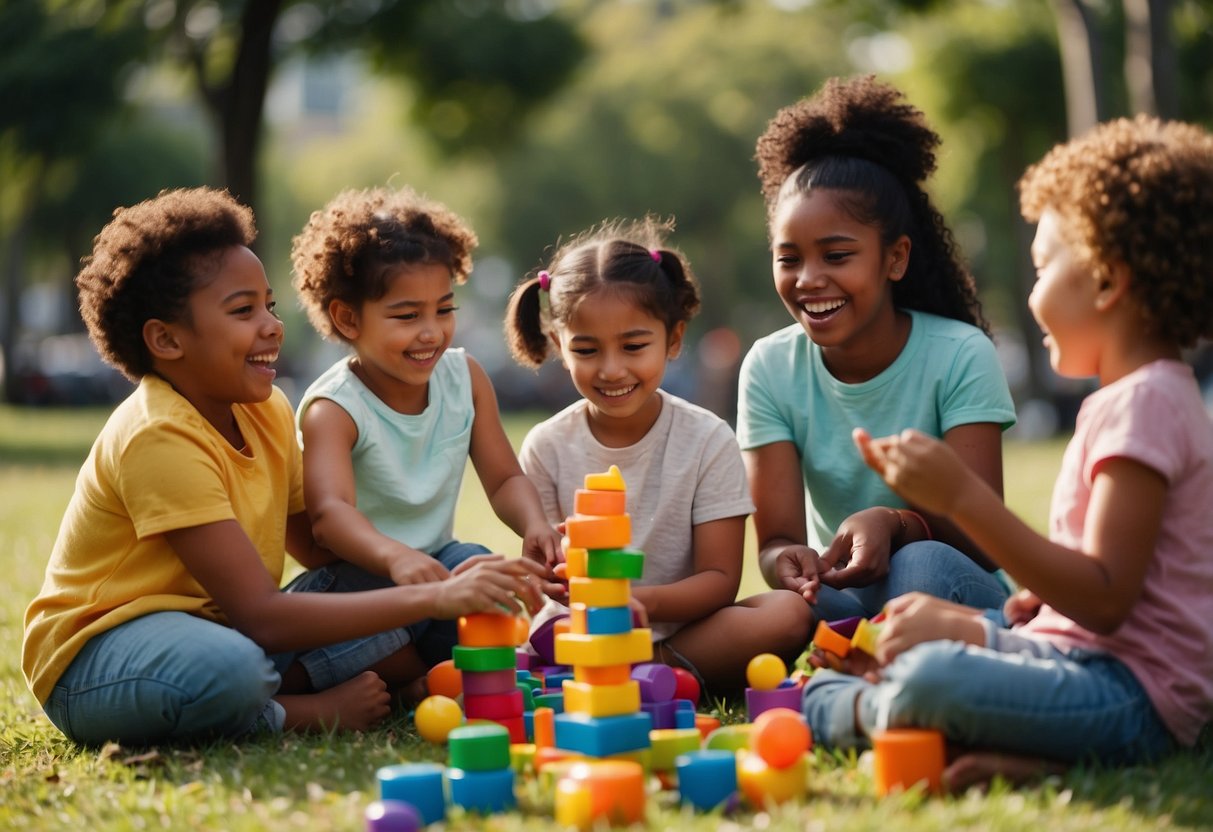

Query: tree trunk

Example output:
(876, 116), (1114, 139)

(1, 166), (42, 404)
(1123, 0), (1178, 118)
(1048, 0), (1109, 136)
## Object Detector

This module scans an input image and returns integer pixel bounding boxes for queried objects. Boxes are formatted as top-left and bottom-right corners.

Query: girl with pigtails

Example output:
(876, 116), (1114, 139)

(504, 217), (812, 695)
(739, 76), (1017, 627)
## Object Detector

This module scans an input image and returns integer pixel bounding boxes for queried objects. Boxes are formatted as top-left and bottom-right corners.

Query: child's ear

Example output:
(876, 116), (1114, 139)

(887, 235), (912, 282)
(667, 321), (687, 359)
(143, 319), (183, 361)
(1094, 261), (1132, 312)
(328, 299), (361, 340)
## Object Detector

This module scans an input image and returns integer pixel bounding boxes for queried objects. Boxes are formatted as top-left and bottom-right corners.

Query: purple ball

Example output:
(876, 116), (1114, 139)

(365, 799), (422, 832)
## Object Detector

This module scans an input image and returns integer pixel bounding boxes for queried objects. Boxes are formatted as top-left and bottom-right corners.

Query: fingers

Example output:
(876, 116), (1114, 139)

(451, 553), (506, 575)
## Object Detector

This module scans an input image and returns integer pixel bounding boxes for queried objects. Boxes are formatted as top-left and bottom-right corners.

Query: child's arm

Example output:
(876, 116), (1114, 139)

(631, 515), (746, 623)
(165, 520), (546, 652)
(855, 428), (1163, 635)
(466, 356), (562, 567)
(300, 399), (449, 585)
(743, 442), (823, 602)
(284, 511), (338, 570)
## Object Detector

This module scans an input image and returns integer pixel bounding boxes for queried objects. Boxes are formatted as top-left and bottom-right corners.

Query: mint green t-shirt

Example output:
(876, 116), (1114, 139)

(737, 311), (1016, 550)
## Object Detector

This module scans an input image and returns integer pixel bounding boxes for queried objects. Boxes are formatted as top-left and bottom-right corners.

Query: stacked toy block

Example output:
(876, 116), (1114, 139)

(446, 723), (516, 813)
(453, 607), (530, 742)
(553, 465), (654, 759)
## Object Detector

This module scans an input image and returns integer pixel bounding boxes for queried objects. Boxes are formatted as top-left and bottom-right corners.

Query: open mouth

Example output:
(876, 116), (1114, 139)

(247, 351), (278, 374)
(599, 384), (637, 399)
(407, 350), (438, 362)
(801, 298), (847, 321)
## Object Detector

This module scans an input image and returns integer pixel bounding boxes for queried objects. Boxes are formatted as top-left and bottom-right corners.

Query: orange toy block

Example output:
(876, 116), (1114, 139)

(568, 577), (631, 608)
(573, 488), (627, 516)
(566, 513), (632, 550)
(872, 729), (944, 795)
(458, 612), (528, 647)
(583, 465), (626, 492)
(533, 706), (556, 748)
(564, 547), (588, 579)
(573, 664), (633, 686)
(813, 619), (852, 658)
(555, 761), (646, 830)
(555, 629), (653, 667)
(562, 680), (641, 718)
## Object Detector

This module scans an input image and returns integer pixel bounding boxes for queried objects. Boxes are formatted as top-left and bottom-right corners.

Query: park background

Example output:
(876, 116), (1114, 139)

(1, 1), (1212, 830)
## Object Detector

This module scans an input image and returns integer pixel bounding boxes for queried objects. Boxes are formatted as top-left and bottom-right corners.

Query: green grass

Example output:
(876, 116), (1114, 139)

(1, 404), (1210, 831)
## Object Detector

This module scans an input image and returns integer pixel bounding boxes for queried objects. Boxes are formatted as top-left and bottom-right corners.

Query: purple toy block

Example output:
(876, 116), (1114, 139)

(631, 662), (676, 703)
(641, 699), (681, 730)
(745, 685), (803, 720)
(826, 615), (863, 638)
(515, 649), (533, 670)
(529, 614), (569, 666)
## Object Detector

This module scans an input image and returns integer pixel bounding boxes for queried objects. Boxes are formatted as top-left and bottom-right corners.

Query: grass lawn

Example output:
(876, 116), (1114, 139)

(1, 405), (1210, 831)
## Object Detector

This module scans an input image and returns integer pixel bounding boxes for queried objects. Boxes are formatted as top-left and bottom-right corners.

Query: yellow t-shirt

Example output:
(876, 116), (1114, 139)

(22, 376), (305, 704)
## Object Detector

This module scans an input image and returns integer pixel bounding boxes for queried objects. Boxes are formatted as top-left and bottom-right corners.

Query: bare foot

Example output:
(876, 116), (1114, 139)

(943, 750), (1067, 793)
(277, 671), (391, 733)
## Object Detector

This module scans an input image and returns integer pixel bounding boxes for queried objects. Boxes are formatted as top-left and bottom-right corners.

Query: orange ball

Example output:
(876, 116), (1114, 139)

(750, 707), (811, 768)
(746, 653), (787, 691)
(426, 659), (462, 699)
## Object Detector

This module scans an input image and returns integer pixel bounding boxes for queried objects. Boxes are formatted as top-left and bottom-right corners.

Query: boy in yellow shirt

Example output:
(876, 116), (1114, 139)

(22, 187), (543, 745)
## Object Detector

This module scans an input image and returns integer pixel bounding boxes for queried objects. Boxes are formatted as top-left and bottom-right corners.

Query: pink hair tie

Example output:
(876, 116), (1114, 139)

(538, 270), (552, 291)
(649, 249), (662, 263)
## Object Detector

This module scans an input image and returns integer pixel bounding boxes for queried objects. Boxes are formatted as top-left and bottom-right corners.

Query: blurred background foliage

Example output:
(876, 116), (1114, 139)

(1, 0), (1211, 430)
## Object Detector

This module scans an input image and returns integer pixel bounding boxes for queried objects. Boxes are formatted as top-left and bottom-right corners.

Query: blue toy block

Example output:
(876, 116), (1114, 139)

(579, 604), (633, 635)
(673, 699), (696, 730)
(677, 750), (738, 811)
(554, 711), (653, 757)
(523, 710), (534, 742)
(446, 766), (516, 814)
(377, 762), (445, 825)
(544, 671), (574, 689)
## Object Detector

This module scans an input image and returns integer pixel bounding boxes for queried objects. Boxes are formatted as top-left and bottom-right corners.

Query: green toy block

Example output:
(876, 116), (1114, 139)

(585, 547), (646, 579)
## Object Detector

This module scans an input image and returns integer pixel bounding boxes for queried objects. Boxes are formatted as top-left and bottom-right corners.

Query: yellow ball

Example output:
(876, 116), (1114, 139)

(746, 653), (787, 691)
(414, 694), (463, 743)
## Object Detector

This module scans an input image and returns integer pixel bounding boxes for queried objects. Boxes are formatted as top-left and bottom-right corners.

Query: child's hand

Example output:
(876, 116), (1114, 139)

(853, 428), (971, 516)
(1003, 588), (1042, 627)
(806, 644), (882, 681)
(522, 522), (564, 569)
(876, 592), (986, 665)
(628, 596), (649, 628)
(818, 507), (898, 589)
(388, 548), (451, 586)
(773, 545), (823, 603)
(437, 554), (547, 618)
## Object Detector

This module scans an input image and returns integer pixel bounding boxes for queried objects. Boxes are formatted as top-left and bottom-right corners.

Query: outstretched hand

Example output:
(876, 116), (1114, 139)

(437, 554), (548, 618)
(853, 427), (972, 516)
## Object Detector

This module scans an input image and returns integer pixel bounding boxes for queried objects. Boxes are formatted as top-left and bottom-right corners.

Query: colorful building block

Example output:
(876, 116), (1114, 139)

(872, 728), (944, 795)
(704, 723), (752, 752)
(573, 663), (632, 686)
(694, 713), (721, 740)
(573, 488), (627, 516)
(851, 617), (883, 655)
(736, 749), (808, 807)
(533, 706), (556, 748)
(448, 723), (511, 771)
(631, 663), (676, 702)
(556, 629), (653, 666)
(554, 711), (653, 757)
(570, 603), (633, 635)
(676, 750), (738, 811)
(529, 614), (570, 665)
(673, 701), (697, 730)
(566, 514), (632, 550)
(452, 644), (517, 672)
(563, 680), (641, 717)
(463, 689), (525, 721)
(585, 547), (645, 579)
(564, 547), (588, 578)
(376, 763), (445, 825)
(567, 576), (632, 608)
(641, 699), (681, 730)
(509, 742), (536, 774)
(532, 691), (565, 713)
(555, 760), (645, 830)
(813, 619), (852, 657)
(648, 727), (702, 771)
(446, 767), (516, 814)
(584, 465), (626, 491)
(745, 685), (803, 721)
(461, 667), (517, 696)
(458, 612), (528, 647)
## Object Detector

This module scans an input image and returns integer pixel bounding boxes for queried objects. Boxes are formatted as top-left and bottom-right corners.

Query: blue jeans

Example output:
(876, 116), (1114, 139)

(812, 540), (1010, 622)
(43, 539), (488, 746)
(802, 629), (1176, 765)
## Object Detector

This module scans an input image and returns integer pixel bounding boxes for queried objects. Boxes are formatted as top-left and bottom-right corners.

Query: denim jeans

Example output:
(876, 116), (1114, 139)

(812, 540), (1010, 622)
(802, 629), (1176, 765)
(43, 539), (489, 745)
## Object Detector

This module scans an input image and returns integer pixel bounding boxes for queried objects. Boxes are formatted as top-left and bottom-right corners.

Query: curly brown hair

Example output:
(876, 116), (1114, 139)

(504, 217), (701, 368)
(75, 187), (257, 380)
(755, 75), (989, 334)
(291, 186), (478, 342)
(1019, 115), (1213, 349)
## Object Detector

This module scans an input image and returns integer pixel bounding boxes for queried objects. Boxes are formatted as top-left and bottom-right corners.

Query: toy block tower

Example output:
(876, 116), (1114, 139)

(452, 605), (530, 743)
(553, 465), (654, 759)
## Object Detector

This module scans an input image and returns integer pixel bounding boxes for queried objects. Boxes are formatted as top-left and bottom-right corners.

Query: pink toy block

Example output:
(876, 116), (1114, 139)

(462, 668), (518, 696)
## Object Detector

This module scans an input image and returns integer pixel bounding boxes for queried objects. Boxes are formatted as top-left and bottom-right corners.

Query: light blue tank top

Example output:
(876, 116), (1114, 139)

(298, 349), (473, 554)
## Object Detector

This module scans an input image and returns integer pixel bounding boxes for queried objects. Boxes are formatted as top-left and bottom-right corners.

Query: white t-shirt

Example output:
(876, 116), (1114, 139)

(519, 390), (755, 641)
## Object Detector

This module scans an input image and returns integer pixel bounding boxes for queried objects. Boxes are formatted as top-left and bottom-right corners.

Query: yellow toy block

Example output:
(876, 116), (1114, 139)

(563, 680), (641, 717)
(851, 618), (883, 655)
(458, 612), (528, 647)
(583, 464), (626, 492)
(573, 488), (627, 517)
(568, 577), (631, 607)
(555, 629), (653, 667)
(564, 547), (588, 578)
(566, 513), (632, 550)
(573, 663), (633, 686)
(649, 727), (702, 771)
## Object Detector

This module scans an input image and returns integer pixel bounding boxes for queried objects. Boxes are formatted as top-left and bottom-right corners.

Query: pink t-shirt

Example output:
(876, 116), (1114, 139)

(1021, 360), (1213, 745)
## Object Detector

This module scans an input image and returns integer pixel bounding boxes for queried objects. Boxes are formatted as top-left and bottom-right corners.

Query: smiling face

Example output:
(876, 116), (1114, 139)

(155, 244), (284, 435)
(770, 189), (910, 381)
(553, 288), (685, 446)
(332, 261), (456, 413)
(1028, 208), (1103, 379)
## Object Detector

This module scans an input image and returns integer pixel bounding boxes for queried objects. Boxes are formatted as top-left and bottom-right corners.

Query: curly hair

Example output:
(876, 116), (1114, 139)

(505, 217), (701, 368)
(75, 187), (257, 380)
(1019, 115), (1213, 349)
(291, 186), (478, 342)
(755, 75), (989, 334)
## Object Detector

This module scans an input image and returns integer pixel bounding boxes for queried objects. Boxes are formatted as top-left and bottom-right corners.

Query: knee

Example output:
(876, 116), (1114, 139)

(753, 590), (814, 658)
(878, 641), (967, 724)
(182, 631), (278, 732)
